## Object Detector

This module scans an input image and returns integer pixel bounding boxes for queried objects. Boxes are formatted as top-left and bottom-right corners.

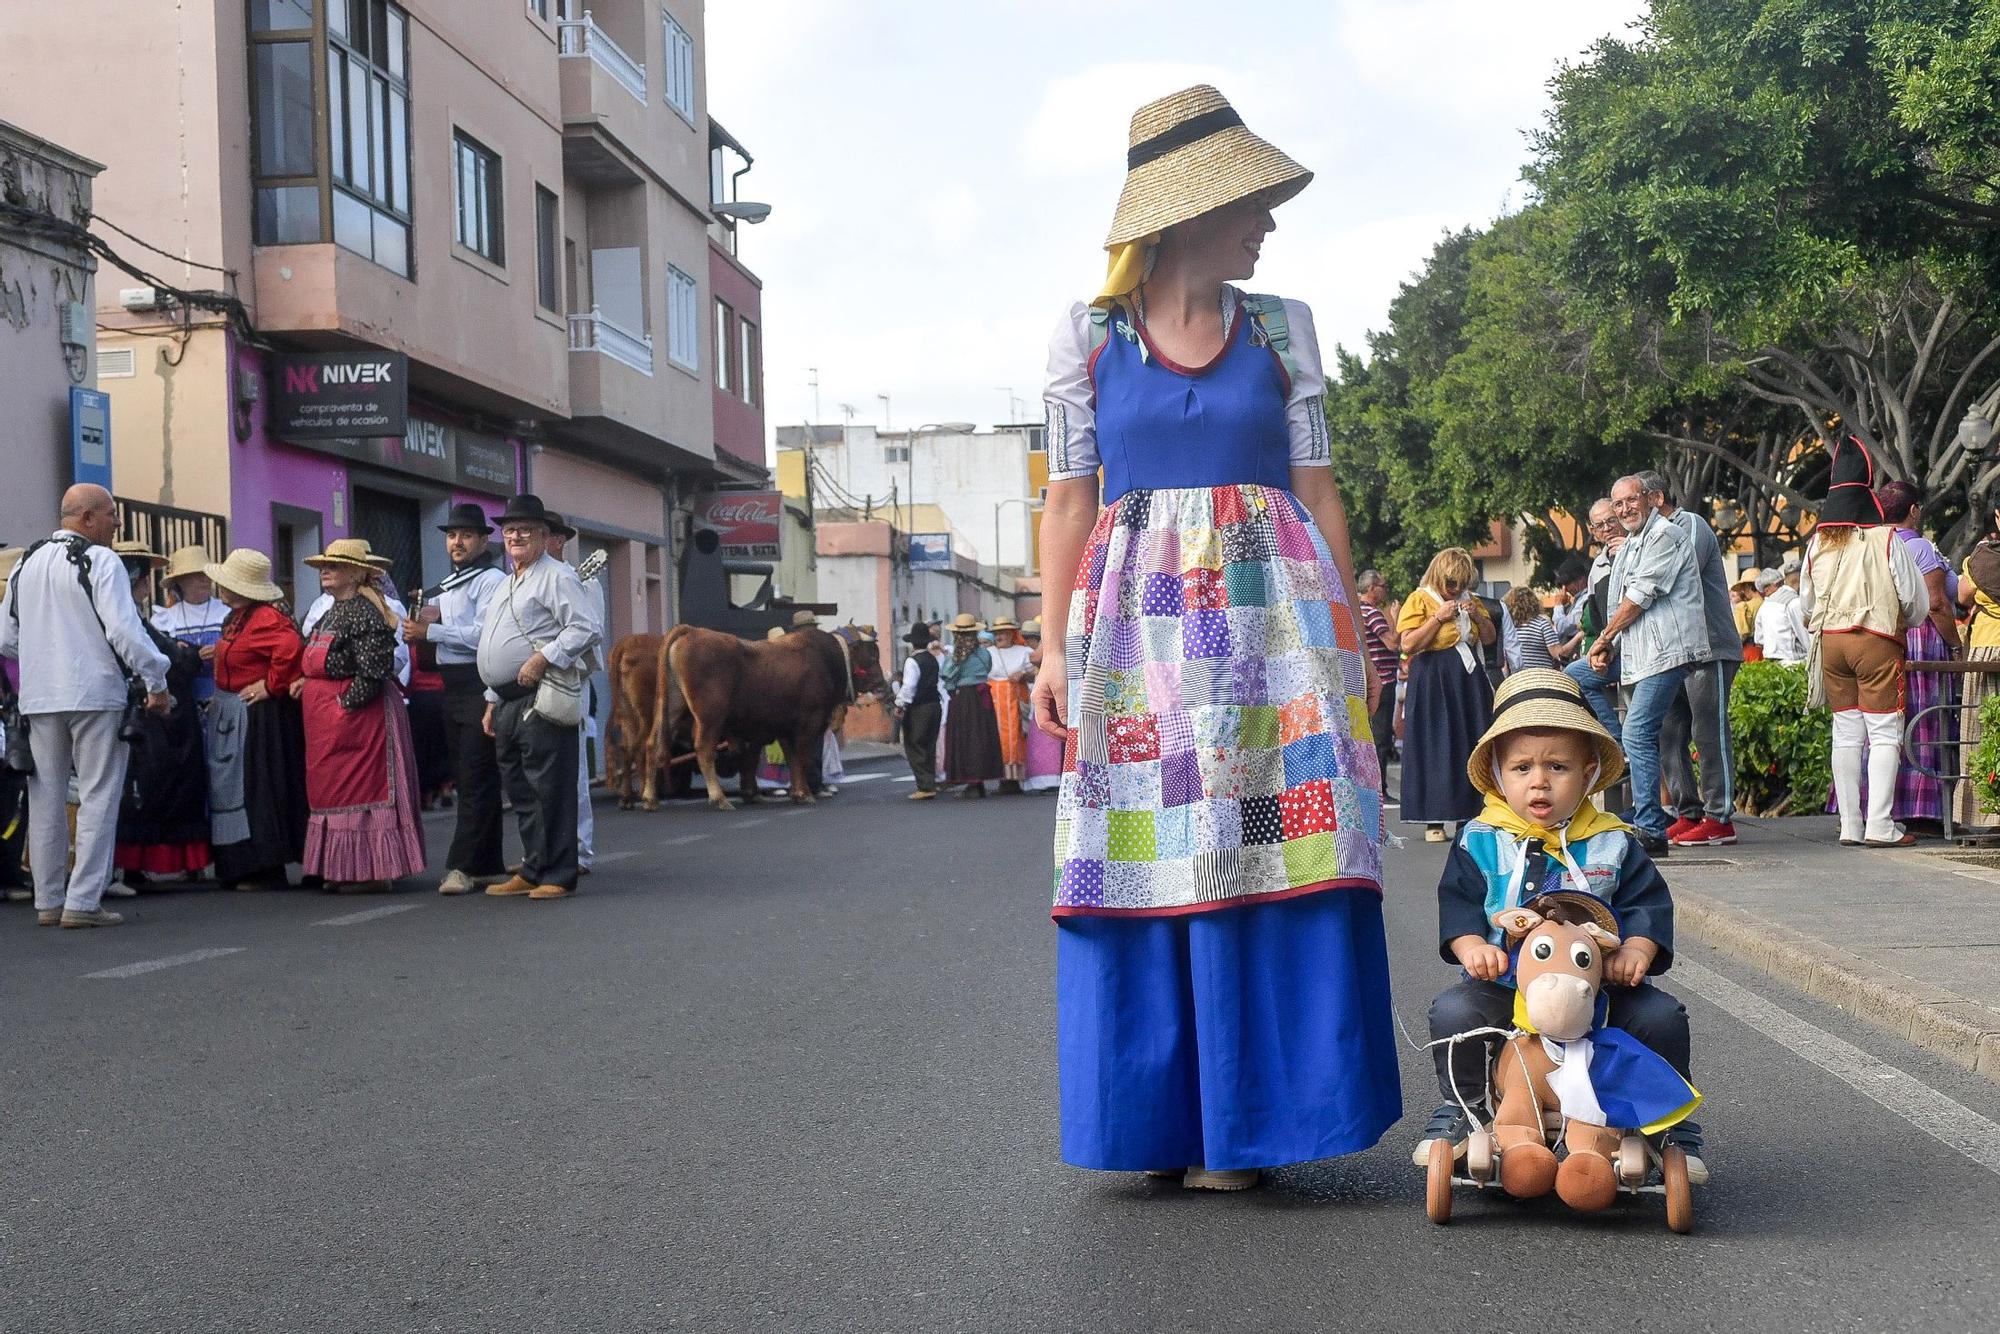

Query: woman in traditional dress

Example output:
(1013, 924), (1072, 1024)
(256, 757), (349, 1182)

(153, 544), (229, 704)
(1397, 547), (1497, 841)
(1800, 439), (1929, 848)
(941, 613), (1002, 797)
(1020, 618), (1064, 793)
(205, 549), (309, 888)
(1033, 87), (1399, 1190)
(296, 539), (426, 892)
(112, 541), (211, 886)
(987, 616), (1034, 793)
(1958, 498), (2000, 833)
(1871, 480), (1959, 828)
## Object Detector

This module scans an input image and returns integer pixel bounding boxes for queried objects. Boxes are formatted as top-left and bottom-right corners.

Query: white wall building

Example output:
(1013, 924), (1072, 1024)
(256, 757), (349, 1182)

(776, 423), (1039, 572)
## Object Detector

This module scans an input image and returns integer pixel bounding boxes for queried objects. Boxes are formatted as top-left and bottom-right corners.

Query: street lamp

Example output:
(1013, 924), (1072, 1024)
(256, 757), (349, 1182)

(1958, 406), (1997, 462)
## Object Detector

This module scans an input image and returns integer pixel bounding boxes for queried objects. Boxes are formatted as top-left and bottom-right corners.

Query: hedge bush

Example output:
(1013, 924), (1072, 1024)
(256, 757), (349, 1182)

(1966, 694), (2000, 815)
(1728, 660), (1832, 815)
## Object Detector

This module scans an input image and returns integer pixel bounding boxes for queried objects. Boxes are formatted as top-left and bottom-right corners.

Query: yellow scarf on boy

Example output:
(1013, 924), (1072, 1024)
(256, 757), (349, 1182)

(1475, 794), (1629, 872)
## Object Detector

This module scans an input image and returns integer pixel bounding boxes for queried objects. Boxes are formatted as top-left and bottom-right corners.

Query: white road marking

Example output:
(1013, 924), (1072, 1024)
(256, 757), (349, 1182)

(591, 850), (643, 865)
(893, 775), (916, 783)
(85, 948), (243, 980)
(662, 833), (709, 846)
(839, 773), (887, 784)
(1674, 958), (2000, 1178)
(312, 903), (422, 927)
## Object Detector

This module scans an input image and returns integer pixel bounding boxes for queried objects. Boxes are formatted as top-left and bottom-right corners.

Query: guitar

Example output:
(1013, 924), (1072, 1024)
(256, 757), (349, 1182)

(575, 548), (609, 582)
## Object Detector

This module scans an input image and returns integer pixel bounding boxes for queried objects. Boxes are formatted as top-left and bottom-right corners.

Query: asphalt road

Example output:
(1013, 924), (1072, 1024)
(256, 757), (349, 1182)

(5, 761), (2000, 1333)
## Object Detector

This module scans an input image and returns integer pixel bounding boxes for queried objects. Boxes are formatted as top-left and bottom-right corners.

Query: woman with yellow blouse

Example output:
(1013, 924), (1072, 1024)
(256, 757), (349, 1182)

(1397, 548), (1497, 841)
(1956, 509), (2000, 831)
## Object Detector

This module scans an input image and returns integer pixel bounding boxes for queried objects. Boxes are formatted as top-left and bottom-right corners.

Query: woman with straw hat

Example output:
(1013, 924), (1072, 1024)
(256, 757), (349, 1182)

(206, 548), (309, 889)
(110, 541), (212, 888)
(297, 539), (425, 891)
(940, 612), (1002, 797)
(154, 544), (229, 704)
(1033, 87), (1397, 1189)
(986, 616), (1033, 793)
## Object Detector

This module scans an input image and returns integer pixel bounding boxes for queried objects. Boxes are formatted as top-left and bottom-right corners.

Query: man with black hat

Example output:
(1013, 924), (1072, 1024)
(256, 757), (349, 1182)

(892, 620), (942, 799)
(404, 501), (507, 895)
(475, 495), (601, 899)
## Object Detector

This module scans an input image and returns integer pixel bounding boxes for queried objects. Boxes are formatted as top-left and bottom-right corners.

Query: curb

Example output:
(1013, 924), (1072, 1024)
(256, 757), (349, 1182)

(1674, 887), (2000, 1084)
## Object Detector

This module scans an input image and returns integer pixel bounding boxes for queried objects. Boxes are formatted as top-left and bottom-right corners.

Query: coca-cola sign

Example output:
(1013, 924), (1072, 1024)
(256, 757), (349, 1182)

(695, 490), (782, 559)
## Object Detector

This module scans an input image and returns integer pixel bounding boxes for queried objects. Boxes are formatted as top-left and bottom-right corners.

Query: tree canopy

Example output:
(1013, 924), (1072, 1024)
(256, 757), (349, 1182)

(1332, 0), (2000, 583)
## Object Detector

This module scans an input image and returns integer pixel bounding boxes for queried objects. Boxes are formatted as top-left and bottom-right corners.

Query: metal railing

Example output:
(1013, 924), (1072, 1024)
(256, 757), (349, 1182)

(567, 306), (654, 375)
(556, 11), (646, 101)
(117, 498), (226, 564)
(1900, 658), (2000, 843)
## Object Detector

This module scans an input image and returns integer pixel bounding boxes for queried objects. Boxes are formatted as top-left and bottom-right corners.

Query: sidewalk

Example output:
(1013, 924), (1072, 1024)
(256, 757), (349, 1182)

(1668, 814), (2000, 1081)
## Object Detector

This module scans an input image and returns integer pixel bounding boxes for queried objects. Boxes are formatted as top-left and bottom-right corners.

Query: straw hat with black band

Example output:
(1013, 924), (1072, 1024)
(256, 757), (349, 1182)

(164, 544), (212, 585)
(1467, 668), (1626, 800)
(112, 540), (166, 568)
(1096, 85), (1312, 306)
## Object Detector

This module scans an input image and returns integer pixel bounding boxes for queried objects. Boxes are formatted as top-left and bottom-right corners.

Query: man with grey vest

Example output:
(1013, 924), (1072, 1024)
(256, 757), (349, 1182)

(1640, 471), (1742, 847)
(476, 495), (601, 899)
(0, 484), (171, 927)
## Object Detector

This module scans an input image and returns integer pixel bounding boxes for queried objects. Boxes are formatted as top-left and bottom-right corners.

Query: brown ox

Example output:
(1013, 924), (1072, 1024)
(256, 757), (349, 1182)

(606, 633), (663, 809)
(650, 625), (857, 809)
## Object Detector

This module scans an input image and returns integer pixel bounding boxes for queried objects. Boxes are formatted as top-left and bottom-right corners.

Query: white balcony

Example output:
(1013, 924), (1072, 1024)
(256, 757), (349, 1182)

(557, 11), (646, 102)
(568, 307), (654, 376)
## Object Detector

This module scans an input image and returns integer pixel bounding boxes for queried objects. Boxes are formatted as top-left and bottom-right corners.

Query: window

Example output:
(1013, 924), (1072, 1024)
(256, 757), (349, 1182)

(662, 9), (695, 122)
(317, 0), (413, 275)
(713, 299), (733, 393)
(738, 317), (759, 406)
(884, 443), (909, 465)
(250, 0), (313, 32)
(251, 41), (315, 177)
(667, 266), (699, 371)
(527, 0), (549, 17)
(453, 131), (504, 264)
(534, 186), (559, 310)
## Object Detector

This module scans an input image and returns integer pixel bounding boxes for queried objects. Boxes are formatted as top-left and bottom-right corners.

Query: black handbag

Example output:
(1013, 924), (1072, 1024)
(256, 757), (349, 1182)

(3, 697), (31, 774)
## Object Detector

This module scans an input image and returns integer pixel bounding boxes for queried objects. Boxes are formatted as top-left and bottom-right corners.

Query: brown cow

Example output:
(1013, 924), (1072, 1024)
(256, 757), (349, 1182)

(651, 624), (854, 809)
(606, 633), (663, 809)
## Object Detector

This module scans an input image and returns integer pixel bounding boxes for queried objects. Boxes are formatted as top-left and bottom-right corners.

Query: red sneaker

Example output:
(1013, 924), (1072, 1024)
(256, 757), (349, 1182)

(1672, 818), (1737, 846)
(1665, 815), (1701, 843)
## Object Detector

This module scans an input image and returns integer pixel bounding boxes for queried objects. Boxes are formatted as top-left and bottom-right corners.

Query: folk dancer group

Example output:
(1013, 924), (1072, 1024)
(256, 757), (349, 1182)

(0, 485), (601, 929)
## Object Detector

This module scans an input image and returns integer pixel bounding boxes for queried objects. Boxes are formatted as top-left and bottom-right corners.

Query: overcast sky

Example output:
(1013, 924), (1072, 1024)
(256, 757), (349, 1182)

(705, 0), (1647, 454)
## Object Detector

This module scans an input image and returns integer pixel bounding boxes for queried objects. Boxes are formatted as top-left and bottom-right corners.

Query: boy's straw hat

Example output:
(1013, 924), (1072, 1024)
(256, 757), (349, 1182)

(1467, 668), (1626, 799)
(1105, 86), (1312, 247)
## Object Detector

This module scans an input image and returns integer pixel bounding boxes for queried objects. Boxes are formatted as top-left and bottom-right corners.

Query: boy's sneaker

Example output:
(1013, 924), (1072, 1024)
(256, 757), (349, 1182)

(1665, 1120), (1710, 1184)
(1665, 815), (1701, 843)
(1671, 818), (1737, 846)
(1410, 1103), (1477, 1166)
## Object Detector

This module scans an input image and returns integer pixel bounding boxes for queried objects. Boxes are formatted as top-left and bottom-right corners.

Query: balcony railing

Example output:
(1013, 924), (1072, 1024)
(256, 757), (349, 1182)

(557, 10), (646, 102)
(568, 306), (654, 376)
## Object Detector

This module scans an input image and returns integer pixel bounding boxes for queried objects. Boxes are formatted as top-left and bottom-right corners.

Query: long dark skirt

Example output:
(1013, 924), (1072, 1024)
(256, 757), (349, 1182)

(1400, 646), (1494, 824)
(944, 683), (1005, 784)
(117, 694), (212, 873)
(406, 685), (451, 799)
(213, 696), (309, 885)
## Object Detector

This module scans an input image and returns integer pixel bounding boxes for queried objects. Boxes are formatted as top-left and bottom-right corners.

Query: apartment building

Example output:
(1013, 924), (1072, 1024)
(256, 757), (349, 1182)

(0, 0), (766, 643)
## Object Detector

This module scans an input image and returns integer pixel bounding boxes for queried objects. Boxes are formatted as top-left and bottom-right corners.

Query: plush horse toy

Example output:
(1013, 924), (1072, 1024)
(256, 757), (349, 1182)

(1487, 891), (1702, 1212)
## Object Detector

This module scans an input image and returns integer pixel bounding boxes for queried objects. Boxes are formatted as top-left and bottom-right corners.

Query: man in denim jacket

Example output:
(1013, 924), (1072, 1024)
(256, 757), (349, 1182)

(1587, 475), (1712, 853)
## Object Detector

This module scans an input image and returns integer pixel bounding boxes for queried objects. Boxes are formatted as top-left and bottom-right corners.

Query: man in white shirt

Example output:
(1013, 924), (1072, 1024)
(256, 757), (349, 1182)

(892, 621), (942, 799)
(0, 485), (171, 927)
(545, 512), (604, 872)
(404, 502), (507, 894)
(1752, 566), (1808, 664)
(476, 495), (601, 899)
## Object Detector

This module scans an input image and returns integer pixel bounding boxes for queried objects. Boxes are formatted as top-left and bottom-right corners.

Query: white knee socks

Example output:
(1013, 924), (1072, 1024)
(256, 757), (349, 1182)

(1831, 710), (1865, 844)
(1864, 711), (1904, 844)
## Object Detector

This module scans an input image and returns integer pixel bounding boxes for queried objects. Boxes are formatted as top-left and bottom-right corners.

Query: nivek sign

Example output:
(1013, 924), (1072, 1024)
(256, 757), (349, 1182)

(270, 350), (409, 439)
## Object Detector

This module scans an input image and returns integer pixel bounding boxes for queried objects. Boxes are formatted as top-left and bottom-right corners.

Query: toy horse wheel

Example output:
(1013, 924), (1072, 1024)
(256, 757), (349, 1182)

(1425, 1138), (1454, 1224)
(1465, 1129), (1495, 1183)
(1617, 1136), (1649, 1188)
(1662, 1144), (1693, 1234)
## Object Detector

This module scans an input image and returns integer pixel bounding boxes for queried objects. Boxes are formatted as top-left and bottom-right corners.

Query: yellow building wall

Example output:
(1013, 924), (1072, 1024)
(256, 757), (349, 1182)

(97, 325), (234, 518)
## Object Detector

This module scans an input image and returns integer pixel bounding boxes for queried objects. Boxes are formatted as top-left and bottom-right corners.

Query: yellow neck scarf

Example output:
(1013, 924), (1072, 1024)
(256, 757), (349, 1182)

(1476, 793), (1629, 869)
(1093, 234), (1160, 307)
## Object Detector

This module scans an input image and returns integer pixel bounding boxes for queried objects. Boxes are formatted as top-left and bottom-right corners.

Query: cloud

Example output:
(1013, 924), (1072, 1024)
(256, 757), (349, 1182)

(1018, 61), (1241, 177)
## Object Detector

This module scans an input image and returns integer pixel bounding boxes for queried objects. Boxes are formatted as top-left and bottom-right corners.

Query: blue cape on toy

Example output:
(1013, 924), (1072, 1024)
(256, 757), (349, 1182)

(1512, 989), (1703, 1134)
